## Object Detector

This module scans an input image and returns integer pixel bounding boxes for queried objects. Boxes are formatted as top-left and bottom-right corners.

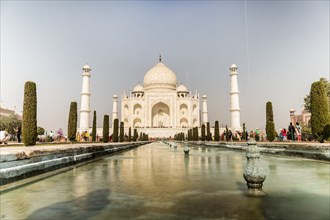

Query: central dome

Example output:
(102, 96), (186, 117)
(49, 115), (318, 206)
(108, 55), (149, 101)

(143, 62), (177, 91)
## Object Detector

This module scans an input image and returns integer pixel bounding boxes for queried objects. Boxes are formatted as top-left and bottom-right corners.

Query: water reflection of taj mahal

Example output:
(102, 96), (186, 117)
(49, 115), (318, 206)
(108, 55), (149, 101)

(78, 55), (241, 138)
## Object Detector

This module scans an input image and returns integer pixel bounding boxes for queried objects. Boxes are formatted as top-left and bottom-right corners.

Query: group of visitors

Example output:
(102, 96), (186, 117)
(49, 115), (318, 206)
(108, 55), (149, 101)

(0, 126), (21, 144)
(280, 122), (302, 141)
(76, 131), (99, 142)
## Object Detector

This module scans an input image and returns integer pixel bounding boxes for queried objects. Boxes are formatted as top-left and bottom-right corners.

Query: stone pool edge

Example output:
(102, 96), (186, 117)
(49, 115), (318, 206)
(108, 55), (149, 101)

(0, 142), (150, 186)
(190, 141), (330, 162)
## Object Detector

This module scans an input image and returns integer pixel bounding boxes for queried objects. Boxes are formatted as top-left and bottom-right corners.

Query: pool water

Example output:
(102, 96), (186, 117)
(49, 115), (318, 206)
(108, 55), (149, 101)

(1, 142), (329, 219)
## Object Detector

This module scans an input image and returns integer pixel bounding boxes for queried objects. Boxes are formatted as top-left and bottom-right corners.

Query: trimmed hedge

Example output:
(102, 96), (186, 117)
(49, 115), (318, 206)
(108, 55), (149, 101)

(22, 81), (37, 146)
(67, 102), (78, 141)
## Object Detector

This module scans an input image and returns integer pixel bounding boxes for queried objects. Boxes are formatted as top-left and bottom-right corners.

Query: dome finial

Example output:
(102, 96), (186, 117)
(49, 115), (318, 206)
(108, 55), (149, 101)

(159, 54), (162, 62)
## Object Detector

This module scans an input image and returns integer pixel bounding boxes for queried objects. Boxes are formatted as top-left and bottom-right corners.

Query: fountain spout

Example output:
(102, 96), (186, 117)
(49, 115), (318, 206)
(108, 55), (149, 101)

(243, 138), (266, 196)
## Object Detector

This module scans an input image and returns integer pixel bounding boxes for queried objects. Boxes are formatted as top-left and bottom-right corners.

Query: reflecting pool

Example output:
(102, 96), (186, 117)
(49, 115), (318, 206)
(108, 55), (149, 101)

(1, 142), (329, 219)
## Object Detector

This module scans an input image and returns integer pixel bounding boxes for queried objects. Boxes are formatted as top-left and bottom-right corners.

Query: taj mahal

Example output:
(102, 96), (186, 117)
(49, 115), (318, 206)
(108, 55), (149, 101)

(78, 55), (241, 139)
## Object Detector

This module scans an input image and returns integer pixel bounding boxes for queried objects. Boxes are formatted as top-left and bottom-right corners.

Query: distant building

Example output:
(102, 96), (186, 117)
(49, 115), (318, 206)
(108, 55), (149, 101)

(289, 108), (311, 127)
(0, 100), (22, 119)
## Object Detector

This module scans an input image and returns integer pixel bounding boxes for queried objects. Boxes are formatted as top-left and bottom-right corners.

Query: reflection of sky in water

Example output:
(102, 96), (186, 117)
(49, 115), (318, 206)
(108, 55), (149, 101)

(1, 142), (329, 220)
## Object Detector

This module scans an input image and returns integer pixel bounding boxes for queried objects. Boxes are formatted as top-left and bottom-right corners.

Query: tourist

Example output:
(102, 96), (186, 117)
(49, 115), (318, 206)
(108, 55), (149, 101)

(228, 130), (232, 141)
(0, 128), (10, 144)
(57, 128), (63, 142)
(84, 131), (89, 142)
(295, 122), (302, 142)
(76, 132), (80, 142)
(14, 126), (21, 143)
(281, 128), (287, 141)
(255, 128), (260, 141)
(288, 123), (296, 141)
(81, 131), (85, 142)
(49, 131), (53, 142)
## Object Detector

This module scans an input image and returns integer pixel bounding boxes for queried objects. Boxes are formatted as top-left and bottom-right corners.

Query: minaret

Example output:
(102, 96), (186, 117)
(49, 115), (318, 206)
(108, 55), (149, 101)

(229, 64), (241, 131)
(112, 94), (118, 126)
(79, 64), (92, 131)
(202, 95), (208, 126)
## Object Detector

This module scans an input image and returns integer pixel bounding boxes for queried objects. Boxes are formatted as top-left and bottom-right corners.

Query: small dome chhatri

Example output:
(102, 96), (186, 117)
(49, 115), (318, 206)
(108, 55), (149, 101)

(133, 83), (144, 92)
(143, 56), (177, 91)
(177, 84), (188, 93)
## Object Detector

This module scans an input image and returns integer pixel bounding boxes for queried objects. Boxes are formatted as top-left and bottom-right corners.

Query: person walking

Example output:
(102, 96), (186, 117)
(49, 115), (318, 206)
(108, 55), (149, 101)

(14, 126), (21, 143)
(49, 131), (54, 142)
(281, 128), (287, 141)
(288, 122), (296, 141)
(295, 122), (302, 142)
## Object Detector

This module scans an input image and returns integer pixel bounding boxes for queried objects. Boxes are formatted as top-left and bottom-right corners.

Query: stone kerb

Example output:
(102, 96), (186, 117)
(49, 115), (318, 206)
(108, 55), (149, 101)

(0, 142), (149, 186)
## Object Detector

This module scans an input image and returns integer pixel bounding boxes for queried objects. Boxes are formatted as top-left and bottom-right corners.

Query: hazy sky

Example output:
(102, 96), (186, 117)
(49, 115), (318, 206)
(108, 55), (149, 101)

(1, 1), (329, 134)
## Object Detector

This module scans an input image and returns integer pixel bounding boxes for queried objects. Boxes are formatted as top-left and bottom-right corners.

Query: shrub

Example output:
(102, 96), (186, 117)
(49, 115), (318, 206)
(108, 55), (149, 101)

(103, 115), (109, 143)
(22, 81), (37, 146)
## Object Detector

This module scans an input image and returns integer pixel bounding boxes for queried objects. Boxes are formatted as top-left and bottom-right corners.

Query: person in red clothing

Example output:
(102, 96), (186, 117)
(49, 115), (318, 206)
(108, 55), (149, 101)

(281, 128), (287, 141)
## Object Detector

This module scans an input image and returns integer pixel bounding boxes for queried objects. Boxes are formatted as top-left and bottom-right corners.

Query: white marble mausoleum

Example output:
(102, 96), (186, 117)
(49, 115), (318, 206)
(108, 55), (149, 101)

(117, 56), (203, 130)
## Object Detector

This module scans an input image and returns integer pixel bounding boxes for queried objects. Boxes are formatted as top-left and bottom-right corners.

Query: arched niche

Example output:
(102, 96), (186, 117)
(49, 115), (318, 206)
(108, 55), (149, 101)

(193, 118), (198, 127)
(180, 118), (188, 128)
(133, 104), (142, 115)
(180, 103), (188, 115)
(133, 118), (142, 128)
(193, 104), (198, 115)
(124, 105), (129, 115)
(151, 102), (170, 128)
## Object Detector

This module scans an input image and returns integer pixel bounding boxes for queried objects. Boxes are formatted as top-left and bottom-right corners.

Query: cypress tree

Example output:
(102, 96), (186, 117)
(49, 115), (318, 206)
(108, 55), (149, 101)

(128, 127), (131, 142)
(206, 122), (211, 141)
(22, 81), (37, 146)
(133, 128), (138, 141)
(265, 101), (276, 142)
(139, 132), (143, 141)
(201, 124), (206, 141)
(196, 127), (199, 141)
(310, 81), (330, 141)
(112, 118), (119, 142)
(103, 115), (109, 143)
(92, 111), (96, 142)
(225, 125), (229, 141)
(119, 121), (124, 142)
(214, 121), (220, 141)
(242, 123), (247, 140)
(67, 102), (77, 141)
